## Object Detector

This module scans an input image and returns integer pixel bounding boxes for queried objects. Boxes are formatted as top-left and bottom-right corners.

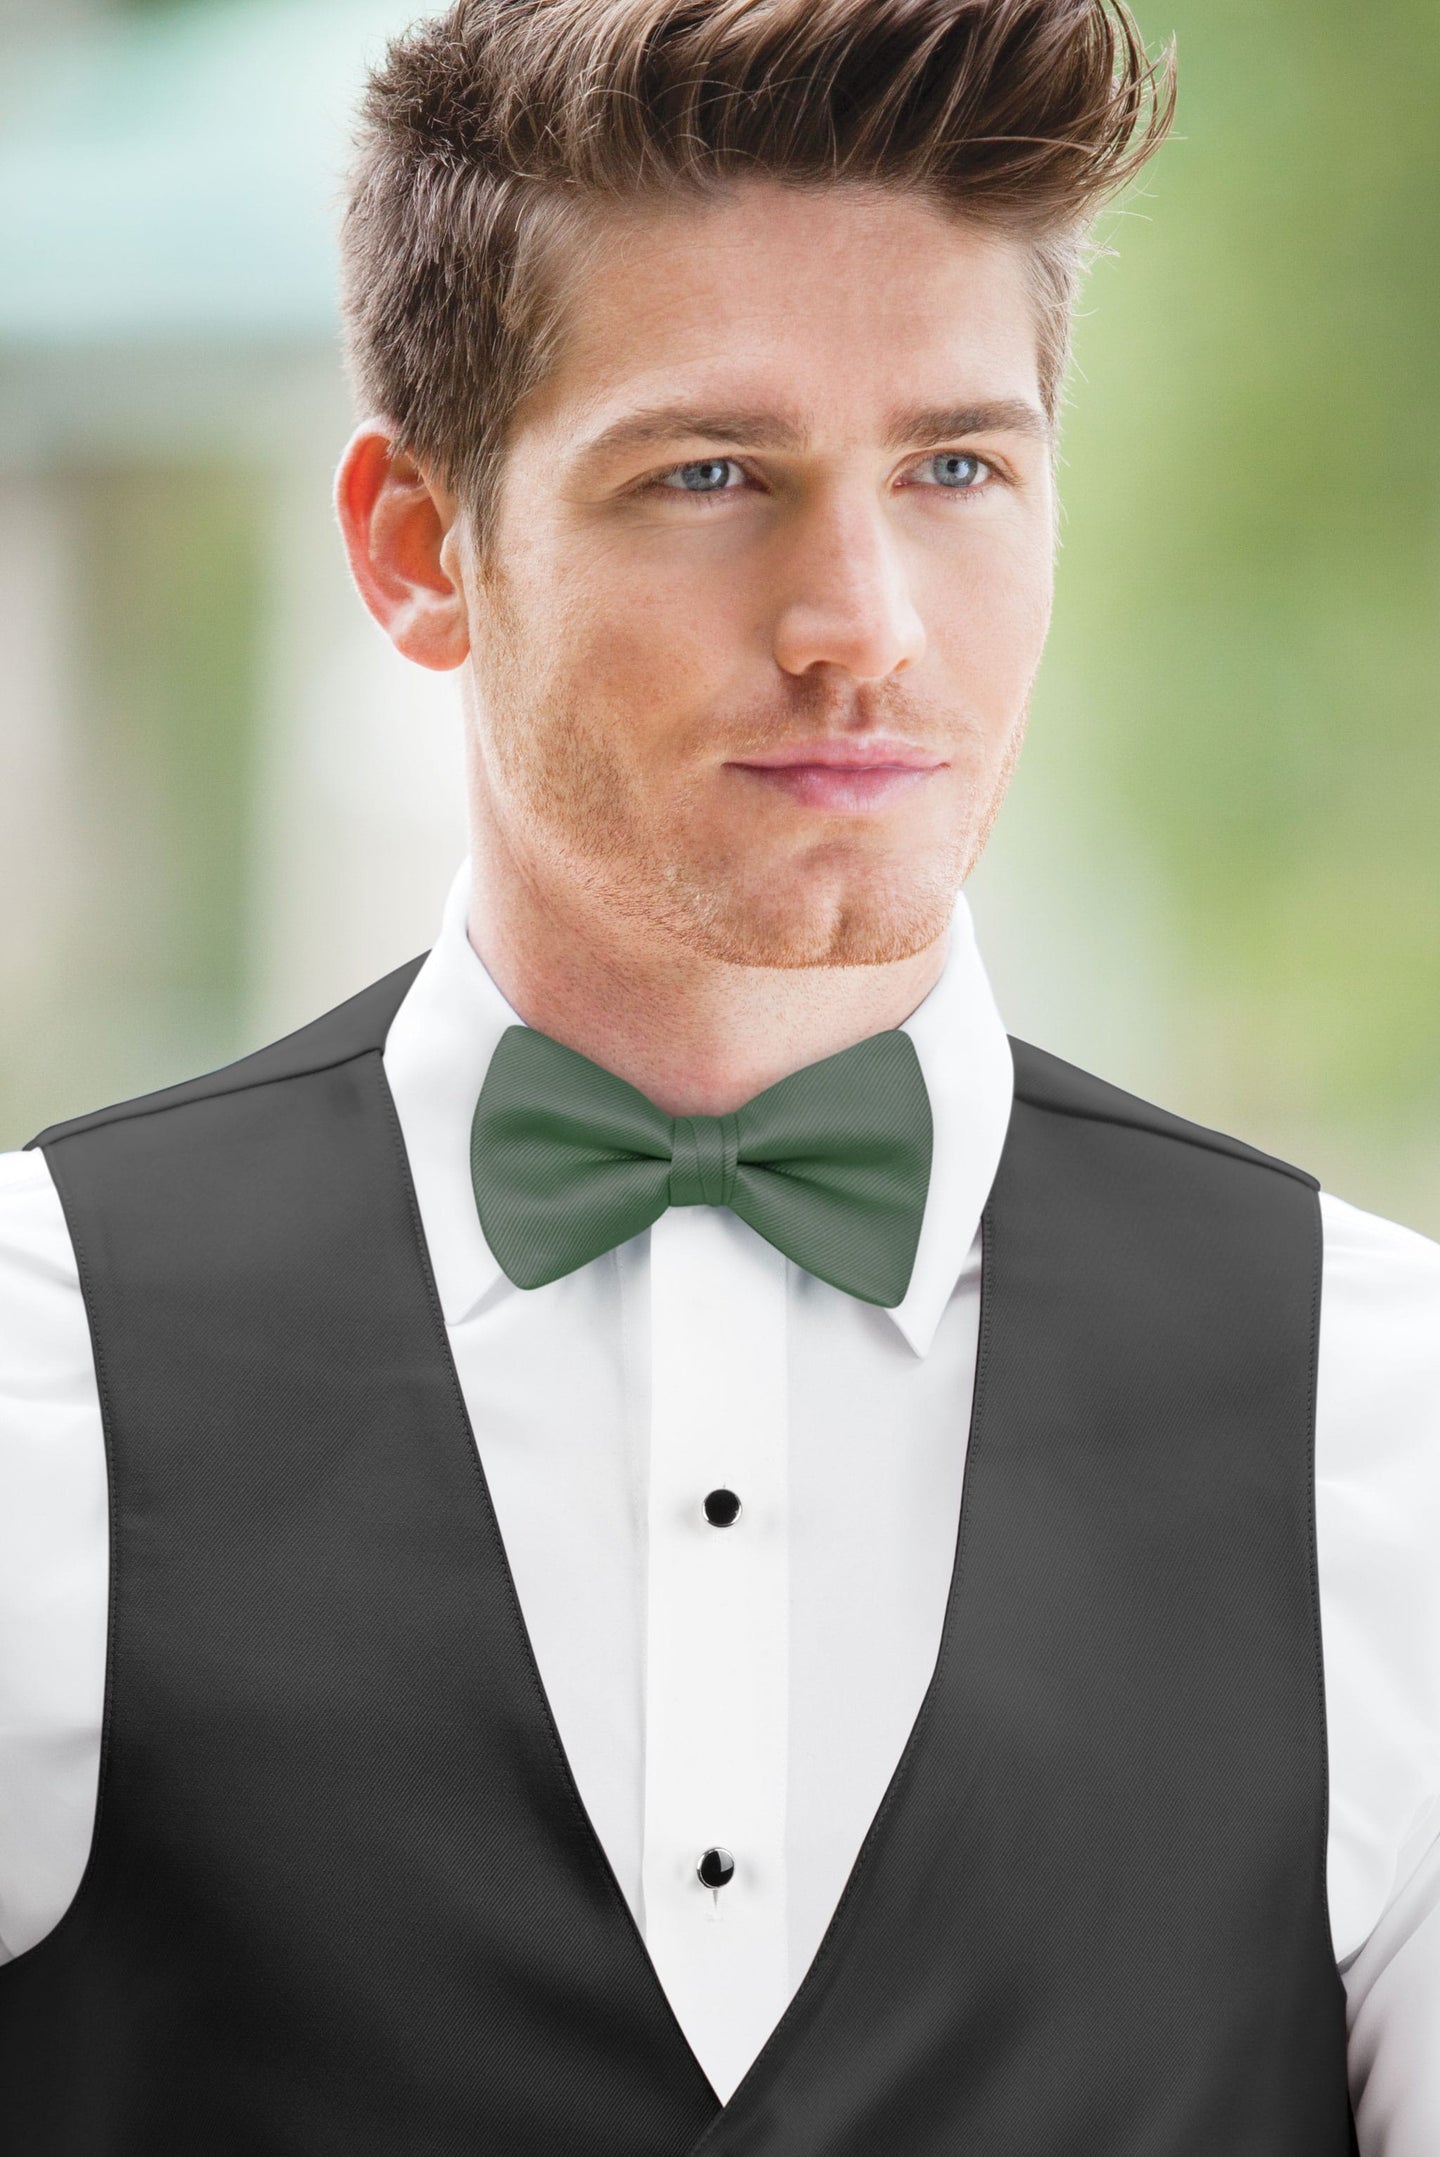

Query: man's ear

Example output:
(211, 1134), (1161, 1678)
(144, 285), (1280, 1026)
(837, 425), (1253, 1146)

(334, 423), (470, 672)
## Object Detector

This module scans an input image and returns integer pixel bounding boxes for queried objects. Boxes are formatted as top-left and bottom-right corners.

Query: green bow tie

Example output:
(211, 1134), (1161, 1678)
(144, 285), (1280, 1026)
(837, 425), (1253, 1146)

(469, 1023), (933, 1306)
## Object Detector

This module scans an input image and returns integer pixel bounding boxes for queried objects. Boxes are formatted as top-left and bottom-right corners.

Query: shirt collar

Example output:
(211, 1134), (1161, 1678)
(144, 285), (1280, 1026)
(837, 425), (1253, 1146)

(888, 891), (1014, 1355)
(382, 853), (1014, 1357)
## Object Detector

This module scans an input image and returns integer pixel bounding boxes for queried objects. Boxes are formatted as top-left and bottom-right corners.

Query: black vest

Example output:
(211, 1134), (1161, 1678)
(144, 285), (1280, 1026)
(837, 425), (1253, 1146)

(0, 957), (1357, 2154)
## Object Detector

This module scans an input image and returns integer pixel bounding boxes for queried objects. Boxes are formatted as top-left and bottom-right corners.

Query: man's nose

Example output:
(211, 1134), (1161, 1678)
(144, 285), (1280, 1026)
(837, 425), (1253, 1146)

(768, 488), (927, 683)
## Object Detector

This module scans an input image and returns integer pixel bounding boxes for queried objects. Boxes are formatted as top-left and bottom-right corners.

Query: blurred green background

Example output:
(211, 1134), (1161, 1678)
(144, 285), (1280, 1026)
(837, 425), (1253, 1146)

(1, 0), (1437, 1234)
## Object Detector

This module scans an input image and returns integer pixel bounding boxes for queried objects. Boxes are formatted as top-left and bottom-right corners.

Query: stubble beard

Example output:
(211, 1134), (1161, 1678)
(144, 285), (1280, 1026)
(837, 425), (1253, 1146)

(474, 595), (1030, 972)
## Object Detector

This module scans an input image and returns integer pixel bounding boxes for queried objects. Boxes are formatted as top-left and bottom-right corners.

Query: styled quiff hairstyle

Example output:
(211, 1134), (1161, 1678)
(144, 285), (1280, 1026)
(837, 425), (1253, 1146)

(341, 0), (1176, 554)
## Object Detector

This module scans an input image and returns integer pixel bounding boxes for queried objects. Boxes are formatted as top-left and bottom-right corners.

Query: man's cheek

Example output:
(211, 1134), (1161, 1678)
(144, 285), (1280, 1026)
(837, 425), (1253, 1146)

(594, 625), (707, 707)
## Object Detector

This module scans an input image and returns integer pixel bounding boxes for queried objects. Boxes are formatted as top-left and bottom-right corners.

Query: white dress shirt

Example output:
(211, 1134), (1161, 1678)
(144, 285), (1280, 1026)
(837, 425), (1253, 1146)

(1, 854), (1438, 2144)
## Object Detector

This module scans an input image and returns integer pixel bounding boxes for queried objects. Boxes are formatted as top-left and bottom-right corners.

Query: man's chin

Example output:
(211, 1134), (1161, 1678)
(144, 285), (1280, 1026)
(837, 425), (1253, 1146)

(660, 875), (959, 970)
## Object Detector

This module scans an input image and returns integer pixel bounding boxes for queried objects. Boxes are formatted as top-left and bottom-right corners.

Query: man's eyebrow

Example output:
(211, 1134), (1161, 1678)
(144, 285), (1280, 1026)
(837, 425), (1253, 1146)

(577, 407), (794, 461)
(893, 400), (1052, 447)
(576, 397), (1051, 463)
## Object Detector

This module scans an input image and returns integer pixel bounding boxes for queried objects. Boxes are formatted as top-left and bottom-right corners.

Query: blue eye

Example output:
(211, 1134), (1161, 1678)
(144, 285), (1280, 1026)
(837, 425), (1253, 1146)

(921, 452), (989, 490)
(658, 459), (738, 494)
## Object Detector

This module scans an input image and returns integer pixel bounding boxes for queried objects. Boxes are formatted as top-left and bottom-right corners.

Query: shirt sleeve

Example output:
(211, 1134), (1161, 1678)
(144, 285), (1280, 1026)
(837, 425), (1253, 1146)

(1317, 1190), (1440, 2153)
(0, 1144), (108, 1964)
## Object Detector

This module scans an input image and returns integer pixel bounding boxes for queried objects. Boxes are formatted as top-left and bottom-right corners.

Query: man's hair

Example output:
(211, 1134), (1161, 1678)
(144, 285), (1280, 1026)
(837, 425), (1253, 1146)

(340, 0), (1176, 553)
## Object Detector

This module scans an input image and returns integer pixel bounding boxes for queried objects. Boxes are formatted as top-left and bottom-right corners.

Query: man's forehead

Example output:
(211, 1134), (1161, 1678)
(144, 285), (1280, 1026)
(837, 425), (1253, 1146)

(521, 185), (1047, 449)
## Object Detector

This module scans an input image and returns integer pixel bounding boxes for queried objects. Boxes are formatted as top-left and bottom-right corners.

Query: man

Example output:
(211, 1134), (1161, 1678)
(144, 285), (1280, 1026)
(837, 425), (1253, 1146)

(0, 0), (1435, 2147)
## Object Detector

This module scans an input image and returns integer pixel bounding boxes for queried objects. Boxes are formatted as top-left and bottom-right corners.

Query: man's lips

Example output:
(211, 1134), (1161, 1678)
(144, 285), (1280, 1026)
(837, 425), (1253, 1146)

(732, 736), (944, 771)
(726, 737), (945, 811)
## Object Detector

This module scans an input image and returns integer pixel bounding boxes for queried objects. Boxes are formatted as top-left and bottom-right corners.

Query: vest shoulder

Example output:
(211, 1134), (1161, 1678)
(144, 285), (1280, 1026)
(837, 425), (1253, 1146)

(1008, 1036), (1319, 1191)
(24, 954), (428, 1152)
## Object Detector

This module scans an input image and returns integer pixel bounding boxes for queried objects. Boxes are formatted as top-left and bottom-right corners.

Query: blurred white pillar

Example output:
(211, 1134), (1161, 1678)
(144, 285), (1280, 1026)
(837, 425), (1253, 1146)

(0, 477), (89, 1015)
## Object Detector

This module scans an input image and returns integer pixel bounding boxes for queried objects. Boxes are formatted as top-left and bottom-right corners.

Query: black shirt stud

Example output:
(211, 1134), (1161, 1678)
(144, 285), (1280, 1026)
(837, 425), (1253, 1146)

(697, 1845), (735, 1910)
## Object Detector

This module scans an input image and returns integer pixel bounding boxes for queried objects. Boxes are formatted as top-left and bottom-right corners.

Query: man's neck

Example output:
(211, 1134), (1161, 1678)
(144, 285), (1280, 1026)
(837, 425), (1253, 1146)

(463, 841), (949, 1120)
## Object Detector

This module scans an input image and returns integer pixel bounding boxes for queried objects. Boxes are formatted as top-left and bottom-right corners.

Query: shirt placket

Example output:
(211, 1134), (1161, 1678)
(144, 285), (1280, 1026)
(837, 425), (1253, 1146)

(640, 1203), (790, 2103)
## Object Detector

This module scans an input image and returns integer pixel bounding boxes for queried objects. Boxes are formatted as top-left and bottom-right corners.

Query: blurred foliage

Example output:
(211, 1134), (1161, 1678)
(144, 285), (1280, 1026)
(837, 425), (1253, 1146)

(73, 470), (264, 1083)
(2, 470), (268, 1140)
(1034, 0), (1440, 1190)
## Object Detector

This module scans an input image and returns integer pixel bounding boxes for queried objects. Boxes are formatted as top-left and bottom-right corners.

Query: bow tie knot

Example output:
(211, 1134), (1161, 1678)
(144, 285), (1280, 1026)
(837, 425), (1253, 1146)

(469, 1022), (933, 1306)
(668, 1113), (741, 1209)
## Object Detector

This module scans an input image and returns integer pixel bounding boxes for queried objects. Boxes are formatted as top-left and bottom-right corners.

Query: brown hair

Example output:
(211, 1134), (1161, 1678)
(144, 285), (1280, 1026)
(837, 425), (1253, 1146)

(340, 0), (1176, 553)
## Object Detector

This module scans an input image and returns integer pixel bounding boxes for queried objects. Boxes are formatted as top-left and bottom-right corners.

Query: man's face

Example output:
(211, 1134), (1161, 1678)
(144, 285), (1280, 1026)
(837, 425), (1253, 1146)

(456, 179), (1056, 968)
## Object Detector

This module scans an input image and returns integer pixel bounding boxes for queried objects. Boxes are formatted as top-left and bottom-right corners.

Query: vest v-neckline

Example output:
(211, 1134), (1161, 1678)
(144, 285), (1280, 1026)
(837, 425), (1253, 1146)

(376, 1048), (990, 2143)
